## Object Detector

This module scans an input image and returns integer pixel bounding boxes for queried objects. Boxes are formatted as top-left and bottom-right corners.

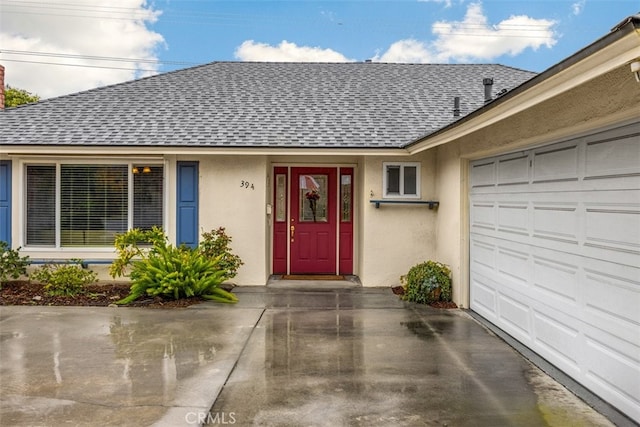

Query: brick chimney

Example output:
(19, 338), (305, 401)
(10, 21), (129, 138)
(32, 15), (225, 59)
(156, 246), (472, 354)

(0, 64), (4, 109)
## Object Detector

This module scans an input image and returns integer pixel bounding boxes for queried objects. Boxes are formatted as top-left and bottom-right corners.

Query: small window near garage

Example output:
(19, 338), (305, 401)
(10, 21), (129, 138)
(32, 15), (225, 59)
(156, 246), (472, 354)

(383, 162), (420, 198)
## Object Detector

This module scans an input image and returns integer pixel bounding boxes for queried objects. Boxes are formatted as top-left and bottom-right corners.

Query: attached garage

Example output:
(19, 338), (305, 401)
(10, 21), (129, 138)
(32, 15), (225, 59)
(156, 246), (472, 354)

(469, 121), (640, 421)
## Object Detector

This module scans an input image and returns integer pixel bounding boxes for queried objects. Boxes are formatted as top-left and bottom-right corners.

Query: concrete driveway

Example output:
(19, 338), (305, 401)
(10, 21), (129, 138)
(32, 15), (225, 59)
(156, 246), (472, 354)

(0, 285), (623, 426)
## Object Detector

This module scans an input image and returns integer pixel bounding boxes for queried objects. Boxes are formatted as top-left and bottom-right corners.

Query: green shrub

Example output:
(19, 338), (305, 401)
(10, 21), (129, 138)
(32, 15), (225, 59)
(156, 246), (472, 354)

(199, 227), (244, 280)
(112, 228), (239, 304)
(0, 241), (30, 285)
(31, 260), (97, 297)
(109, 227), (166, 279)
(401, 260), (452, 304)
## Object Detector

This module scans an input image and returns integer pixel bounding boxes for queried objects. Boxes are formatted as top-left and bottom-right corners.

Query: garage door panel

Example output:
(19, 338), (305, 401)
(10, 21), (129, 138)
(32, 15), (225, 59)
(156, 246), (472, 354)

(497, 292), (532, 341)
(497, 202), (529, 236)
(532, 203), (580, 245)
(470, 201), (496, 231)
(470, 239), (496, 270)
(584, 202), (640, 258)
(470, 275), (498, 318)
(497, 154), (529, 186)
(533, 309), (581, 372)
(532, 256), (579, 303)
(584, 266), (640, 345)
(469, 122), (640, 423)
(585, 132), (640, 179)
(470, 160), (496, 190)
(532, 143), (579, 184)
(497, 247), (529, 285)
(584, 334), (640, 419)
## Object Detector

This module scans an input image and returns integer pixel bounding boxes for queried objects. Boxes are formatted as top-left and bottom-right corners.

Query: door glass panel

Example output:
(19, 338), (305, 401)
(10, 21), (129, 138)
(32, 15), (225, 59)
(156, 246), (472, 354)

(299, 174), (327, 222)
(275, 174), (286, 222)
(341, 174), (352, 222)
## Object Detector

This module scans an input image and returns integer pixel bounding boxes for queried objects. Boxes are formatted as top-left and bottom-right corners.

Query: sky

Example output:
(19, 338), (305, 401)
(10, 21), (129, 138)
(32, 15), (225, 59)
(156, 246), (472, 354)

(0, 0), (638, 99)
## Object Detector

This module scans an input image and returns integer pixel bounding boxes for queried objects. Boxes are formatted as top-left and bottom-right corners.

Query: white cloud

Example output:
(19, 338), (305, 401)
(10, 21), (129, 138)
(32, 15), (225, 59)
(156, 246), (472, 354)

(372, 2), (558, 63)
(0, 0), (164, 99)
(373, 39), (437, 63)
(234, 3), (557, 67)
(429, 2), (557, 62)
(234, 40), (353, 62)
(572, 0), (586, 15)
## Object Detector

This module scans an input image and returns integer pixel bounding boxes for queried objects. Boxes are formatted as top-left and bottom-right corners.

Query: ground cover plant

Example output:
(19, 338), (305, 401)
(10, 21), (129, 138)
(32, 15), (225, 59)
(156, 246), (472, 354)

(30, 260), (97, 297)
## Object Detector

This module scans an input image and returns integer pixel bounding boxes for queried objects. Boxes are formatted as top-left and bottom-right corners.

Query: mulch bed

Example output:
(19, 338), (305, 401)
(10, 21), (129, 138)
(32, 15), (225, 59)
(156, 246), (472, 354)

(1, 282), (457, 309)
(0, 281), (204, 308)
(391, 285), (458, 309)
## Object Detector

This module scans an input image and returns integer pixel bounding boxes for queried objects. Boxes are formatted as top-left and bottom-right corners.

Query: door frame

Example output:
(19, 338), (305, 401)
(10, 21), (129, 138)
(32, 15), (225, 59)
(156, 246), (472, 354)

(271, 164), (355, 276)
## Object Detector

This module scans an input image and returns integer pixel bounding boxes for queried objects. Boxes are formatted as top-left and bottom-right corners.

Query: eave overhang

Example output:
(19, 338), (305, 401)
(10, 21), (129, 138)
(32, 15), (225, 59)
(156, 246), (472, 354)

(404, 15), (640, 155)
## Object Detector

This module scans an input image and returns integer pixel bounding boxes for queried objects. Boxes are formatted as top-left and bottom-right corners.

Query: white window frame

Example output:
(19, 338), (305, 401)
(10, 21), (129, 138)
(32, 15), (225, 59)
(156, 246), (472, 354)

(382, 162), (420, 198)
(22, 159), (166, 249)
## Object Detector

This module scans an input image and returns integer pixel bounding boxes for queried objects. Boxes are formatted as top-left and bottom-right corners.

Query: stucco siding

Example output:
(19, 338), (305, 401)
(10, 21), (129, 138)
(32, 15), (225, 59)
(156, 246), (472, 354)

(359, 151), (437, 287)
(432, 143), (466, 306)
(198, 155), (269, 286)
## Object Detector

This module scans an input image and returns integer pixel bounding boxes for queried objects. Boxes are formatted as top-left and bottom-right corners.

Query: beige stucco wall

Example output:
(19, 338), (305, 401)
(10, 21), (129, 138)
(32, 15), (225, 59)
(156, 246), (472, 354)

(358, 150), (437, 287)
(195, 155), (270, 286)
(432, 65), (640, 307)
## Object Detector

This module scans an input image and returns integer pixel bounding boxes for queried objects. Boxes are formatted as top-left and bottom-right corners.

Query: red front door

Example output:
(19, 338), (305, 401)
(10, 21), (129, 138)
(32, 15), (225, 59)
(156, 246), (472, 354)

(290, 167), (337, 274)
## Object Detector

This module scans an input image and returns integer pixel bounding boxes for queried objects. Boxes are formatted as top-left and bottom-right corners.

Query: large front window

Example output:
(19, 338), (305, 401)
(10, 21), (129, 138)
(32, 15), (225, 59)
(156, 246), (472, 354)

(25, 163), (164, 247)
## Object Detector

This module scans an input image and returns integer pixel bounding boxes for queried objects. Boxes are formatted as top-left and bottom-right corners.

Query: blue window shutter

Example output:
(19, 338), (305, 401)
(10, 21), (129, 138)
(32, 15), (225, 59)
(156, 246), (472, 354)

(176, 162), (199, 248)
(0, 161), (11, 245)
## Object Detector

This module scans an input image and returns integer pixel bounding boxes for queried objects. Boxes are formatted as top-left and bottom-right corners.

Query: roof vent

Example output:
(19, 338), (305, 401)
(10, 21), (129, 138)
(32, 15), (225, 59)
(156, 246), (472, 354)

(483, 78), (493, 103)
(453, 96), (461, 117)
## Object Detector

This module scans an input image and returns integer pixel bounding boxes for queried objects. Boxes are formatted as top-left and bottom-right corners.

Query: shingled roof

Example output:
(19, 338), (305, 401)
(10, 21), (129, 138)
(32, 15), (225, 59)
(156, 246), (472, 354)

(0, 62), (535, 148)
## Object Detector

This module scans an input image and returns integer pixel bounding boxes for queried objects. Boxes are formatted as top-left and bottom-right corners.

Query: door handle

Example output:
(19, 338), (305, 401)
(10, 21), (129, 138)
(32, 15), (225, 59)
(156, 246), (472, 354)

(290, 225), (295, 241)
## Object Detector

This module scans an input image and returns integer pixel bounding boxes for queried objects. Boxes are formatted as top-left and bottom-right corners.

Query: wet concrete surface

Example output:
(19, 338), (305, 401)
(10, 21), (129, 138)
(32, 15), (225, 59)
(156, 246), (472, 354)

(0, 285), (619, 426)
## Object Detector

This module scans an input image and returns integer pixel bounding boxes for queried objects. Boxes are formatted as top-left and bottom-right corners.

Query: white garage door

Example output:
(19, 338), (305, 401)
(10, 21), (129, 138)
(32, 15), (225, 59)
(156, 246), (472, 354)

(469, 122), (640, 422)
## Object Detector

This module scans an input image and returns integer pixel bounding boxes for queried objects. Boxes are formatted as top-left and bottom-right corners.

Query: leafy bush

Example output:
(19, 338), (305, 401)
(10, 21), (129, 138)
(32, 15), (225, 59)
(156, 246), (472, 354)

(200, 227), (244, 280)
(111, 227), (239, 304)
(401, 260), (452, 304)
(109, 227), (166, 279)
(0, 241), (30, 285)
(31, 260), (97, 297)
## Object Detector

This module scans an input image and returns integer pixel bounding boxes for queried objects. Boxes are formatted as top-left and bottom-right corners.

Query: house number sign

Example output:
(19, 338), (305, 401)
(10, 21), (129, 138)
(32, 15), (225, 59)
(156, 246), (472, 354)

(240, 180), (255, 190)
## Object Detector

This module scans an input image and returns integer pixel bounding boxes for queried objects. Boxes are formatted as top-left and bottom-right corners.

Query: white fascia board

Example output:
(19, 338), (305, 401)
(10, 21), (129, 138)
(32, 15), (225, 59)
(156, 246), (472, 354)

(406, 29), (640, 155)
